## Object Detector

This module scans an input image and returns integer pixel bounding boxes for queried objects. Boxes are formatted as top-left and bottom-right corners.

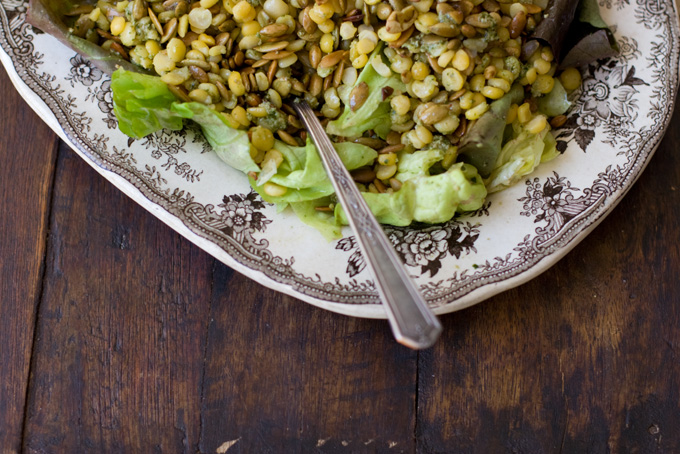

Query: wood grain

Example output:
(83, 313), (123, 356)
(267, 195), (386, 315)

(22, 145), (215, 453)
(198, 263), (418, 453)
(0, 67), (59, 453)
(417, 106), (680, 453)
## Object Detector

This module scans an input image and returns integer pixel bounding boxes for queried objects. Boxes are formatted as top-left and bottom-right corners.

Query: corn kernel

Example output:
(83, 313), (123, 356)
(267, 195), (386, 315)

(166, 38), (186, 62)
(526, 114), (548, 134)
(145, 40), (161, 57)
(415, 125), (433, 145)
(377, 26), (401, 43)
(320, 33), (334, 53)
(378, 153), (397, 166)
(263, 0), (289, 19)
(465, 101), (489, 120)
(437, 50), (456, 68)
(232, 1), (256, 22)
(442, 68), (465, 92)
(391, 95), (410, 116)
(356, 38), (375, 55)
(559, 67), (582, 91)
(340, 22), (357, 40)
(251, 126), (275, 151)
(517, 102), (532, 123)
(487, 77), (511, 92)
(178, 14), (189, 37)
(232, 105), (249, 126)
(318, 19), (335, 33)
(200, 0), (220, 8)
(411, 61), (430, 81)
(352, 54), (368, 69)
(376, 164), (397, 180)
(534, 57), (552, 75)
(533, 74), (555, 94)
(189, 88), (212, 104)
(451, 49), (470, 72)
(506, 103), (518, 124)
(188, 7), (213, 30)
(153, 51), (175, 74)
(309, 3), (334, 24)
(459, 91), (475, 110)
(228, 71), (246, 96)
(110, 16), (126, 36)
(469, 73), (486, 92)
(524, 67), (538, 84)
(191, 39), (210, 57)
(241, 20), (261, 36)
(263, 182), (287, 197)
(481, 85), (505, 100)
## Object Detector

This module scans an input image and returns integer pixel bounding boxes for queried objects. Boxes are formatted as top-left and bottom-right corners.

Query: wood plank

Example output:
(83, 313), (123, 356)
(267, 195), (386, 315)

(23, 145), (215, 453)
(416, 107), (680, 452)
(198, 263), (418, 453)
(0, 67), (59, 453)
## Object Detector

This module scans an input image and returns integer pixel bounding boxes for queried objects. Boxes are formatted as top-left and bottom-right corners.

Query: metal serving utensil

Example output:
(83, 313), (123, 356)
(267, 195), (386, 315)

(293, 100), (442, 350)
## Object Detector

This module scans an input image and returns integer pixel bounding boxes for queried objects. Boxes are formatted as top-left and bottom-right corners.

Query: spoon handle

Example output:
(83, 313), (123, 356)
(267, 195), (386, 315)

(293, 101), (442, 349)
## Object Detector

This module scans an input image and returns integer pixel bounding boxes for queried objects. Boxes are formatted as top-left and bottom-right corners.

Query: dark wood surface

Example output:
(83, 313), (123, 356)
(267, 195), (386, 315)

(2, 62), (680, 453)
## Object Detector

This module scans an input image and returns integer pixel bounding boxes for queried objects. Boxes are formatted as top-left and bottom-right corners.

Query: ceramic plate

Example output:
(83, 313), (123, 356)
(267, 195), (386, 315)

(1, 0), (678, 318)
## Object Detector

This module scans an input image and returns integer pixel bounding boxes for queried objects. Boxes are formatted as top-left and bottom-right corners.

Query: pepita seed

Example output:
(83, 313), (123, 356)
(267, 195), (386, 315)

(317, 50), (346, 69)
(254, 41), (290, 53)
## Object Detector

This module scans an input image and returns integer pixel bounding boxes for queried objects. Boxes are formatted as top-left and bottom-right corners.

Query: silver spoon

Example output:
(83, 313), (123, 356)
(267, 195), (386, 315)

(293, 101), (442, 350)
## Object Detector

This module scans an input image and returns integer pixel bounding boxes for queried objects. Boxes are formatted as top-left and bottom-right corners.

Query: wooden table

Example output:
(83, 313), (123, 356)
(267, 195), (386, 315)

(2, 62), (679, 453)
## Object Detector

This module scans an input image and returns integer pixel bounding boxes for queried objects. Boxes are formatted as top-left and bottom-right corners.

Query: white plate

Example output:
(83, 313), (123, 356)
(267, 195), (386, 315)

(2, 0), (679, 318)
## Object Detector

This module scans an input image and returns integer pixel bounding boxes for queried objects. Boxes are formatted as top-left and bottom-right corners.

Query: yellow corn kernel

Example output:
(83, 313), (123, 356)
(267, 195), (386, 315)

(451, 49), (471, 72)
(375, 164), (397, 180)
(415, 12), (438, 32)
(340, 22), (357, 40)
(497, 26), (510, 42)
(391, 95), (410, 116)
(497, 69), (515, 83)
(559, 67), (582, 91)
(263, 148), (284, 169)
(526, 114), (548, 134)
(517, 102), (532, 123)
(533, 74), (555, 95)
(166, 38), (186, 62)
(469, 73), (486, 92)
(390, 55), (412, 73)
(415, 125), (433, 145)
(263, 182), (287, 197)
(188, 8), (213, 30)
(228, 71), (246, 96)
(378, 153), (397, 166)
(318, 19), (335, 34)
(352, 54), (368, 69)
(459, 91), (475, 110)
(320, 33), (334, 53)
(145, 40), (161, 57)
(251, 126), (275, 151)
(231, 105), (249, 126)
(481, 85), (505, 99)
(232, 1), (256, 22)
(441, 68), (465, 92)
(506, 103), (518, 124)
(524, 67), (538, 85)
(309, 3), (334, 24)
(110, 16), (126, 36)
(178, 14), (189, 37)
(533, 58), (552, 75)
(200, 0), (220, 8)
(189, 88), (212, 104)
(411, 61), (430, 81)
(153, 51), (175, 74)
(487, 77), (511, 92)
(247, 106), (268, 117)
(356, 38), (376, 55)
(465, 101), (489, 120)
(364, 0), (381, 5)
(191, 39), (210, 57)
(161, 71), (187, 85)
(241, 20), (261, 36)
(377, 26), (400, 43)
(437, 50), (456, 68)
(88, 7), (101, 21)
(541, 46), (554, 62)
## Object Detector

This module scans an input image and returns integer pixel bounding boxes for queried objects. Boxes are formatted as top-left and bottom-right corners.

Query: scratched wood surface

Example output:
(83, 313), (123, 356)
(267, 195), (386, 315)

(2, 63), (680, 453)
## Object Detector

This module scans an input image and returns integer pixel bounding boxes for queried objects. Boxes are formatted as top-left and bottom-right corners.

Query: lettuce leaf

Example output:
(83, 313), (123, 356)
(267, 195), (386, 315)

(486, 125), (558, 193)
(326, 47), (405, 139)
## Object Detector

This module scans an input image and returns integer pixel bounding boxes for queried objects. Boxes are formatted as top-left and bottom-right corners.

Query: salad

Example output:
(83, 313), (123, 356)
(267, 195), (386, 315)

(28, 0), (616, 239)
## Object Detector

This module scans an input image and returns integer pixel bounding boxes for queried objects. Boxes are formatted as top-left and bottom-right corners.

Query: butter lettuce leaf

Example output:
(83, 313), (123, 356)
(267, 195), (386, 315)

(326, 48), (405, 139)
